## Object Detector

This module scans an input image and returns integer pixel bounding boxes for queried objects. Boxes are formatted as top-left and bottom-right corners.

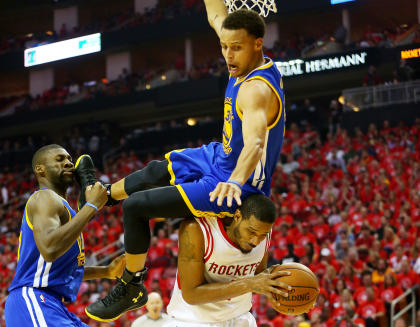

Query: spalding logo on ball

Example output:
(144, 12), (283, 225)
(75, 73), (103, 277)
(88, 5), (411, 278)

(272, 262), (320, 315)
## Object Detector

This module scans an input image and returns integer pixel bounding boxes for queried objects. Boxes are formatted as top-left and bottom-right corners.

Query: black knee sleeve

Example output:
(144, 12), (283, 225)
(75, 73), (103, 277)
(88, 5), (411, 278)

(122, 186), (192, 254)
(124, 160), (170, 195)
(122, 196), (151, 254)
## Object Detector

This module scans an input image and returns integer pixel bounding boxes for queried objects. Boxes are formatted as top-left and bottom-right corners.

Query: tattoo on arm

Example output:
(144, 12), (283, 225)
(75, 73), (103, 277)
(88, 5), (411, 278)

(179, 223), (203, 263)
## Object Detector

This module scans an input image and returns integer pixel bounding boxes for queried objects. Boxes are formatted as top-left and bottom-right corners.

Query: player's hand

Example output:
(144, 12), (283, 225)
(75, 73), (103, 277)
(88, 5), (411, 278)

(268, 296), (283, 313)
(209, 182), (242, 207)
(249, 269), (291, 302)
(85, 182), (108, 210)
(106, 254), (126, 279)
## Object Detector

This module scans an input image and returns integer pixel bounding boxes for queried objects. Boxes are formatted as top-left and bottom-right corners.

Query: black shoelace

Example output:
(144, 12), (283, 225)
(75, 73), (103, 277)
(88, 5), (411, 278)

(102, 278), (127, 307)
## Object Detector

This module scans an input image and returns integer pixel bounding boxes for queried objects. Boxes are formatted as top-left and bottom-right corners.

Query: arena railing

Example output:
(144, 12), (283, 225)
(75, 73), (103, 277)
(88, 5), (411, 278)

(342, 80), (420, 111)
(390, 284), (418, 327)
(87, 239), (124, 266)
(89, 217), (184, 266)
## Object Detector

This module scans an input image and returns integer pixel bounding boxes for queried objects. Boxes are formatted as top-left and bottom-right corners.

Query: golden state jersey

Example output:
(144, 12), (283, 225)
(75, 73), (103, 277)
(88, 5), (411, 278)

(8, 189), (85, 302)
(216, 57), (285, 196)
(167, 217), (271, 323)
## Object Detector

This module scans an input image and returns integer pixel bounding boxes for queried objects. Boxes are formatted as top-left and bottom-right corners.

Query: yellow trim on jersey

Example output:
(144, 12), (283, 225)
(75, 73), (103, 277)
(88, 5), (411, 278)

(17, 231), (22, 261)
(165, 149), (185, 186)
(165, 149), (234, 218)
(25, 204), (33, 230)
(175, 184), (234, 218)
(235, 76), (283, 130)
(64, 205), (72, 222)
(233, 60), (274, 86)
(25, 189), (49, 230)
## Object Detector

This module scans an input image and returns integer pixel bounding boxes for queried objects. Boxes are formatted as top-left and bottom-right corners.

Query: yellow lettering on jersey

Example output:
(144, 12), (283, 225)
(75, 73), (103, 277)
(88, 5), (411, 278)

(223, 97), (234, 155)
(77, 233), (85, 266)
(77, 252), (85, 266)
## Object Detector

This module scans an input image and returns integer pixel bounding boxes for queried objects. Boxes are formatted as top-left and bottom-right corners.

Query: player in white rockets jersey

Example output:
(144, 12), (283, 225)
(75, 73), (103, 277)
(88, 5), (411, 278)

(165, 194), (291, 327)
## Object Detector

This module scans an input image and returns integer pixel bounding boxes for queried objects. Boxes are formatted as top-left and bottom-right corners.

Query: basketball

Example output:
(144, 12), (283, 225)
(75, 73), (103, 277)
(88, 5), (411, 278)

(271, 263), (320, 316)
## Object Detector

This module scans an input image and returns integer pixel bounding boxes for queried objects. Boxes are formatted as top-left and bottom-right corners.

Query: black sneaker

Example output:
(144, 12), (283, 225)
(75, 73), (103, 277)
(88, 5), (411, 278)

(85, 268), (148, 322)
(75, 154), (119, 210)
(74, 154), (97, 211)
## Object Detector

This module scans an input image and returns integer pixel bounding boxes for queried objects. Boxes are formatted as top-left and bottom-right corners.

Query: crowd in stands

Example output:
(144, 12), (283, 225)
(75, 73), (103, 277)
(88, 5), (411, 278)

(1, 32), (419, 118)
(1, 0), (418, 118)
(357, 24), (414, 48)
(1, 115), (420, 326)
(0, 57), (228, 118)
(0, 0), (204, 54)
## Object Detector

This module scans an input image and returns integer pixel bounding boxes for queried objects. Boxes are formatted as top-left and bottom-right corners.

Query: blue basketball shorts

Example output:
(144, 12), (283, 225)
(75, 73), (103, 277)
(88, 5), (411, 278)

(5, 287), (88, 327)
(165, 143), (259, 218)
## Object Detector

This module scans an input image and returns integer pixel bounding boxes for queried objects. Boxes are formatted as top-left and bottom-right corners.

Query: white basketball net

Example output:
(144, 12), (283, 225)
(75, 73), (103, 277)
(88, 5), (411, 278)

(224, 0), (277, 17)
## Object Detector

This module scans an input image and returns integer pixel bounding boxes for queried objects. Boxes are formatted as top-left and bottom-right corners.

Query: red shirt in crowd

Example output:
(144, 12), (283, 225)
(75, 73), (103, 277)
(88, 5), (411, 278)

(396, 271), (419, 290)
(356, 298), (385, 319)
(380, 285), (403, 303)
(353, 286), (379, 305)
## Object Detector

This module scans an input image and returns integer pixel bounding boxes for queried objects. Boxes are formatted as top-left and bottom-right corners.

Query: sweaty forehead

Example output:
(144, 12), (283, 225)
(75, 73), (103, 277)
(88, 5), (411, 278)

(220, 28), (250, 43)
(244, 215), (272, 234)
(48, 148), (69, 159)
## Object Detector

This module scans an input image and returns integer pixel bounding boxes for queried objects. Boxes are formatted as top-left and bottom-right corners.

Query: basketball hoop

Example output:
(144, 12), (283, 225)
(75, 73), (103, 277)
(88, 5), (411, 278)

(224, 0), (277, 17)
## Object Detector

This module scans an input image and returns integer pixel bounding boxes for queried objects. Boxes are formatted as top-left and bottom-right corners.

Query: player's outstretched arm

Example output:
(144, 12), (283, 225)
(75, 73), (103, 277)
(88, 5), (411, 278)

(210, 80), (272, 207)
(178, 220), (290, 305)
(203, 0), (228, 38)
(83, 254), (126, 280)
(31, 183), (107, 262)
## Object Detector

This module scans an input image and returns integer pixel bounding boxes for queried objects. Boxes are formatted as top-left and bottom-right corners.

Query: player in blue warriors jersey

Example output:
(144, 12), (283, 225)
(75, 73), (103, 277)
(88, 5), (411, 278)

(79, 0), (285, 321)
(4, 144), (128, 327)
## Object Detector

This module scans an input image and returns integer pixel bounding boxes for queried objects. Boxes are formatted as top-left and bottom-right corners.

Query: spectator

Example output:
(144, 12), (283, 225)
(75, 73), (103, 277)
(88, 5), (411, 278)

(380, 273), (403, 304)
(281, 243), (300, 264)
(327, 149), (347, 172)
(131, 292), (170, 327)
(355, 225), (375, 255)
(356, 287), (385, 327)
(395, 318), (407, 327)
(353, 271), (379, 306)
(396, 60), (414, 82)
(371, 258), (393, 285)
(389, 243), (408, 273)
(329, 100), (343, 134)
(265, 307), (284, 327)
(282, 154), (300, 175)
(396, 260), (419, 290)
(335, 307), (365, 327)
(363, 65), (382, 86)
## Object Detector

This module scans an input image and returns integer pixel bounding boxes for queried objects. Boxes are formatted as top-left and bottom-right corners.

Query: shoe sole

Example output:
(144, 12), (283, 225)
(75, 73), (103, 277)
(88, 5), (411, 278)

(84, 303), (146, 322)
(75, 154), (92, 212)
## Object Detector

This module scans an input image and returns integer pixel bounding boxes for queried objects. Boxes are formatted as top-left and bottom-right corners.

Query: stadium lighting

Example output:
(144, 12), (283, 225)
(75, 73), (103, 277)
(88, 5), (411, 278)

(187, 118), (197, 126)
(331, 0), (355, 4)
(24, 33), (101, 67)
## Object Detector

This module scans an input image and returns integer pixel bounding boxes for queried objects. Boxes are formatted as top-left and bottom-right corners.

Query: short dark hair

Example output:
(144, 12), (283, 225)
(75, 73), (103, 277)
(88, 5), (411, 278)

(32, 144), (63, 171)
(239, 194), (275, 223)
(222, 9), (265, 39)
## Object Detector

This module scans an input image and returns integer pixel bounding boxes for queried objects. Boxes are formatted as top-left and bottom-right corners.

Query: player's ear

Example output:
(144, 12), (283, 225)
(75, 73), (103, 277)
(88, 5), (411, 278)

(255, 37), (263, 51)
(233, 209), (242, 222)
(35, 164), (46, 177)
